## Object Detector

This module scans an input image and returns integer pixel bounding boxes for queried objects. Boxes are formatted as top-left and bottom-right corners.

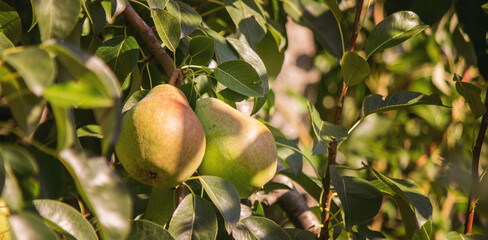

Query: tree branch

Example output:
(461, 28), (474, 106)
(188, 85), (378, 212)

(122, 3), (183, 86)
(320, 0), (364, 238)
(464, 69), (488, 234)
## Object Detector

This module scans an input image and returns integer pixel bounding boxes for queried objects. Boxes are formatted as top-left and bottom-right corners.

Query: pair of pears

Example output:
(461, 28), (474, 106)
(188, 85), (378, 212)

(115, 84), (277, 197)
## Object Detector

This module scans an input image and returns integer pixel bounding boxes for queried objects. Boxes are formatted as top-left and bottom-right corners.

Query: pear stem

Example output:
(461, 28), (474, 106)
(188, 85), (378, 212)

(319, 0), (364, 238)
(122, 3), (183, 86)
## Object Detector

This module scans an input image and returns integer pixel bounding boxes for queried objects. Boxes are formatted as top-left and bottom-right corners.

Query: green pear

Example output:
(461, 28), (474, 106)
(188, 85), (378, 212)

(115, 84), (206, 188)
(195, 98), (277, 197)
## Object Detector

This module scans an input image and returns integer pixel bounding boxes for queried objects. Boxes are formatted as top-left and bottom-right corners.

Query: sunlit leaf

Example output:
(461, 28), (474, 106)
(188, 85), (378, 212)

(59, 149), (132, 240)
(199, 176), (240, 233)
(122, 90), (149, 113)
(0, 32), (13, 52)
(341, 51), (370, 87)
(33, 0), (81, 41)
(8, 212), (59, 240)
(365, 11), (428, 58)
(330, 166), (382, 230)
(33, 199), (98, 240)
(307, 101), (348, 143)
(152, 9), (181, 52)
(147, 0), (168, 9)
(0, 0), (21, 44)
(362, 91), (445, 117)
(168, 194), (218, 240)
(129, 220), (175, 239)
(2, 46), (56, 96)
(95, 35), (139, 82)
(214, 60), (264, 97)
(412, 221), (432, 240)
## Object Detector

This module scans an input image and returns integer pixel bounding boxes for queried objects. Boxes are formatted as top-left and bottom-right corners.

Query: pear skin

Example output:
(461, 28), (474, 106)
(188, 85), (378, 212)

(195, 98), (277, 197)
(115, 84), (206, 188)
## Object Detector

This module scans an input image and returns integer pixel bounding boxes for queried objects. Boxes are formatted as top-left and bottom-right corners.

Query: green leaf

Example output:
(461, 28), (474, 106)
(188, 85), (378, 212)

(455, 81), (486, 119)
(226, 37), (269, 114)
(330, 166), (382, 230)
(1, 145), (39, 211)
(265, 123), (304, 177)
(122, 90), (149, 113)
(33, 199), (98, 240)
(83, 0), (106, 36)
(307, 101), (348, 143)
(33, 0), (81, 41)
(341, 51), (370, 87)
(51, 105), (75, 152)
(279, 170), (322, 201)
(95, 35), (139, 82)
(353, 224), (385, 239)
(152, 9), (181, 52)
(44, 81), (114, 108)
(168, 194), (218, 240)
(129, 220), (175, 240)
(311, 139), (327, 155)
(203, 27), (239, 64)
(199, 176), (241, 233)
(2, 46), (56, 96)
(144, 187), (176, 226)
(284, 228), (317, 240)
(445, 232), (475, 240)
(0, 149), (4, 196)
(362, 91), (445, 117)
(283, 0), (343, 58)
(214, 60), (264, 97)
(412, 221), (432, 240)
(0, 0), (21, 44)
(188, 36), (215, 66)
(0, 31), (13, 52)
(177, 83), (198, 109)
(365, 11), (428, 58)
(8, 212), (59, 240)
(166, 0), (201, 37)
(0, 67), (46, 134)
(147, 0), (168, 9)
(58, 149), (132, 240)
(233, 216), (292, 240)
(223, 0), (267, 48)
(255, 28), (285, 81)
(322, 0), (342, 23)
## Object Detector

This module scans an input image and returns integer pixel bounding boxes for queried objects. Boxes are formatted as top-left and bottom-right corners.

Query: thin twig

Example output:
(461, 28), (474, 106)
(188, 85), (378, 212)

(122, 3), (183, 86)
(319, 0), (364, 238)
(464, 70), (488, 234)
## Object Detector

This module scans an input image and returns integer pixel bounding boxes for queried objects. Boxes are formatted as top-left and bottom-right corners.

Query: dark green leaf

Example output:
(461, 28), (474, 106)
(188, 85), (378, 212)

(255, 28), (285, 81)
(353, 224), (385, 239)
(0, 0), (21, 44)
(129, 220), (175, 240)
(51, 105), (75, 152)
(455, 81), (486, 119)
(223, 0), (267, 48)
(283, 0), (343, 58)
(95, 35), (139, 82)
(214, 60), (264, 97)
(122, 90), (149, 113)
(307, 101), (348, 143)
(188, 36), (215, 66)
(0, 32), (13, 52)
(365, 11), (428, 58)
(58, 149), (132, 240)
(144, 187), (176, 226)
(152, 9), (181, 52)
(218, 88), (248, 102)
(1, 145), (39, 211)
(233, 216), (291, 240)
(284, 228), (317, 240)
(262, 181), (292, 193)
(33, 0), (81, 41)
(0, 66), (46, 134)
(311, 139), (327, 155)
(177, 83), (198, 109)
(166, 0), (201, 37)
(341, 51), (370, 87)
(8, 212), (59, 240)
(226, 37), (269, 114)
(199, 176), (241, 233)
(362, 91), (445, 117)
(277, 147), (302, 177)
(168, 194), (218, 240)
(2, 46), (56, 96)
(203, 27), (239, 64)
(33, 199), (98, 240)
(412, 221), (432, 240)
(331, 166), (382, 230)
(322, 0), (342, 23)
(279, 170), (322, 201)
(84, 0), (106, 36)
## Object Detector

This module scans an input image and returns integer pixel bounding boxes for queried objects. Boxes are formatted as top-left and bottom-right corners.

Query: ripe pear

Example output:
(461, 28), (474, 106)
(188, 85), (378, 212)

(195, 98), (277, 197)
(115, 84), (206, 188)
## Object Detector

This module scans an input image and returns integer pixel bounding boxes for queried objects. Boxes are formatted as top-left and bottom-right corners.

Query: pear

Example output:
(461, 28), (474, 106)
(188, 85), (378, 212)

(195, 98), (277, 197)
(115, 84), (206, 188)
